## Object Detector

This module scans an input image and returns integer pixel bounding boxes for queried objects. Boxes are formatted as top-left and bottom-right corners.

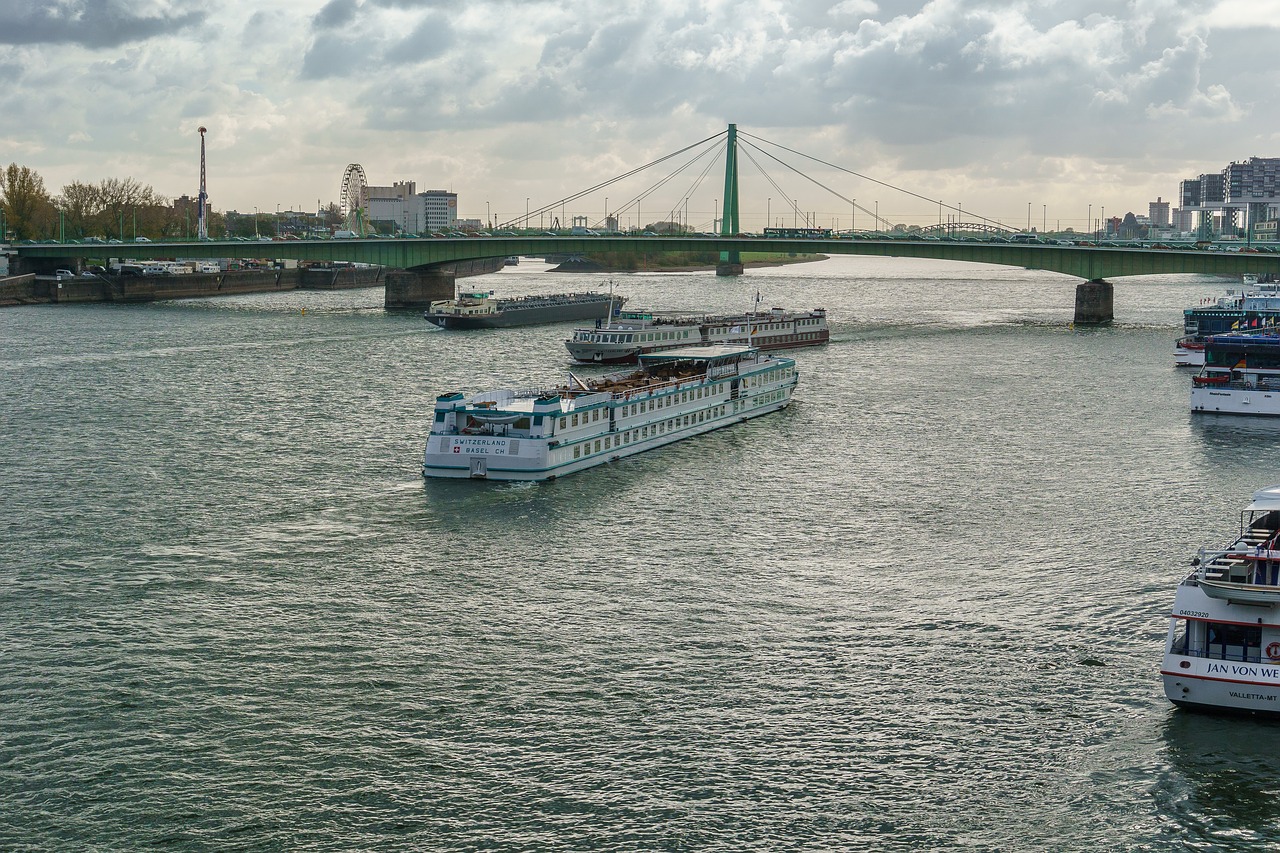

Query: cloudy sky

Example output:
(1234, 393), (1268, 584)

(2, 0), (1277, 231)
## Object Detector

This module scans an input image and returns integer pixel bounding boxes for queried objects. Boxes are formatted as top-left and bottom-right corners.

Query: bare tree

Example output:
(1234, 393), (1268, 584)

(1, 163), (54, 240)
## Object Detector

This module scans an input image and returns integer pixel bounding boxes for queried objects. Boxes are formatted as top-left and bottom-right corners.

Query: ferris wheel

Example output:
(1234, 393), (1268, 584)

(340, 163), (368, 234)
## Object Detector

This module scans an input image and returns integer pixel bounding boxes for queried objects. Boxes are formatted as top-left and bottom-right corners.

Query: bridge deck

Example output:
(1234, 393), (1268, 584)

(12, 236), (1280, 281)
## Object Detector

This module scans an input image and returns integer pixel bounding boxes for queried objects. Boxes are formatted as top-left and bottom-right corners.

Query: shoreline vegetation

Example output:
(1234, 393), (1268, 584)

(549, 251), (829, 273)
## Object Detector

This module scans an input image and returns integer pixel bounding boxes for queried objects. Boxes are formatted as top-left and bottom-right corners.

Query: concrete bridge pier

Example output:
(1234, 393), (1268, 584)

(1074, 279), (1113, 326)
(385, 268), (455, 309)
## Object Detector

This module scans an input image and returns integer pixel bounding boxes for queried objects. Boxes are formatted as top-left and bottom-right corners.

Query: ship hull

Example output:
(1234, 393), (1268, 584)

(424, 395), (794, 481)
(426, 299), (615, 329)
(1192, 386), (1280, 416)
(567, 332), (829, 364)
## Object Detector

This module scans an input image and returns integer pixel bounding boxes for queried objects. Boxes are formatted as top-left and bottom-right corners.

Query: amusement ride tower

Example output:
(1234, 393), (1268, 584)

(196, 126), (209, 240)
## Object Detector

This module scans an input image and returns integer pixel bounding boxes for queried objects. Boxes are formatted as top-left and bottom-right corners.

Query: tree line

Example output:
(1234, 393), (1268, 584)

(0, 163), (195, 242)
(0, 163), (348, 242)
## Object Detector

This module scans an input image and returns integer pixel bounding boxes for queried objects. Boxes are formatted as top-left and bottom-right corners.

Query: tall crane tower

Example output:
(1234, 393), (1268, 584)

(196, 126), (209, 240)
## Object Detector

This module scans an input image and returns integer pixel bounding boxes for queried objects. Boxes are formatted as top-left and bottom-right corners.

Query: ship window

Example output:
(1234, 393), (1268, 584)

(515, 418), (530, 430)
(559, 417), (566, 430)
(1204, 621), (1262, 661)
(571, 413), (579, 427)
(593, 409), (600, 421)
(574, 446), (581, 459)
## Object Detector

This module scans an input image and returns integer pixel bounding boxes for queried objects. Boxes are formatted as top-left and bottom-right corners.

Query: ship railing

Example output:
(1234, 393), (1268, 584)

(1194, 545), (1280, 585)
(1192, 376), (1280, 391)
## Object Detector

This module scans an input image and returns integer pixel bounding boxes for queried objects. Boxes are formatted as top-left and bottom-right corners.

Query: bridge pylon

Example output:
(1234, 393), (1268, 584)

(717, 123), (744, 276)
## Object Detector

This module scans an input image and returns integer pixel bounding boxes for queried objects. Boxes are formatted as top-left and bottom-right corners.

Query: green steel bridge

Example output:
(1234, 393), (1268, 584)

(11, 124), (1280, 322)
(13, 233), (1280, 323)
(14, 231), (1280, 281)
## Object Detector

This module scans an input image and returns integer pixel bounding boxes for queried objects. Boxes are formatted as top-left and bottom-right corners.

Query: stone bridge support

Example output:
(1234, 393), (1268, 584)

(385, 267), (456, 309)
(1074, 279), (1113, 325)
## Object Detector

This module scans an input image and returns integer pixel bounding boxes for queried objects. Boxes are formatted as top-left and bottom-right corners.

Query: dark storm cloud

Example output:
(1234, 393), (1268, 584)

(0, 0), (206, 47)
(384, 12), (454, 64)
(312, 0), (358, 31)
(301, 31), (366, 80)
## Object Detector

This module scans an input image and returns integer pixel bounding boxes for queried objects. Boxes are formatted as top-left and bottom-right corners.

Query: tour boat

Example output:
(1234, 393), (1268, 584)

(424, 290), (623, 329)
(1190, 331), (1280, 416)
(1162, 484), (1280, 716)
(565, 306), (829, 363)
(1174, 274), (1276, 367)
(422, 344), (798, 481)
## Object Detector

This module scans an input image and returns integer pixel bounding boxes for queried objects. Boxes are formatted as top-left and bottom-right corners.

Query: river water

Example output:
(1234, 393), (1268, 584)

(3, 255), (1280, 850)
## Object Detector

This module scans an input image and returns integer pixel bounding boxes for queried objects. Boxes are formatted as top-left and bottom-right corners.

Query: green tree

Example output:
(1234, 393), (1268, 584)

(1, 163), (54, 240)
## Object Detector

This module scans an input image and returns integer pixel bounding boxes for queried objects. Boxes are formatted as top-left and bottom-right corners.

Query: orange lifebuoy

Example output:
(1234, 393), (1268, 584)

(1267, 642), (1280, 661)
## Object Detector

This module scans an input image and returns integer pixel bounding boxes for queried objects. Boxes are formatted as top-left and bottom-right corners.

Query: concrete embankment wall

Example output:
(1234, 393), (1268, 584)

(2, 267), (387, 307)
(2, 261), (498, 309)
(0, 274), (45, 306)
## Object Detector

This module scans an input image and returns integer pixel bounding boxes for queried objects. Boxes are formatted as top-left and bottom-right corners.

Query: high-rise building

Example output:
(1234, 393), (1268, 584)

(414, 191), (457, 233)
(1149, 197), (1170, 229)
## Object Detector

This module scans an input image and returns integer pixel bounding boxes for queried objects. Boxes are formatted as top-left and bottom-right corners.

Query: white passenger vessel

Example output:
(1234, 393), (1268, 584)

(565, 306), (828, 363)
(422, 344), (798, 481)
(1190, 331), (1280, 416)
(1162, 484), (1280, 716)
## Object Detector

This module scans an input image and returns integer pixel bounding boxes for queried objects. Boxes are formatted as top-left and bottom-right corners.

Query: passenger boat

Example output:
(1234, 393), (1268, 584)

(1190, 331), (1280, 416)
(422, 344), (798, 481)
(565, 306), (828, 363)
(1162, 484), (1280, 716)
(1174, 274), (1278, 366)
(424, 290), (623, 329)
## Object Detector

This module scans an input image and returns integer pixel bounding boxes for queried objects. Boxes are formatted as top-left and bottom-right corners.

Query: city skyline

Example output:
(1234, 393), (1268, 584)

(3, 0), (1279, 230)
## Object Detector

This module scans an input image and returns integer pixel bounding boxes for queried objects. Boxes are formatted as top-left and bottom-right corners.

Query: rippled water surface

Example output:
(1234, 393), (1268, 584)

(5, 255), (1280, 851)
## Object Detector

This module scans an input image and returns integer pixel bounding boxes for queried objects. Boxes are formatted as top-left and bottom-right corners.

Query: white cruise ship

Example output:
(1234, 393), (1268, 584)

(1190, 331), (1280, 416)
(565, 307), (828, 363)
(1162, 484), (1280, 716)
(422, 344), (798, 481)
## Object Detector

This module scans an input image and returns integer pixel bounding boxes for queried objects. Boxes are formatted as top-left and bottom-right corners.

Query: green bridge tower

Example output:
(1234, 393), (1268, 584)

(717, 123), (744, 276)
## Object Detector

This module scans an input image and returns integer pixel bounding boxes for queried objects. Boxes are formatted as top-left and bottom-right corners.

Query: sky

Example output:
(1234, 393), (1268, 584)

(3, 0), (1279, 232)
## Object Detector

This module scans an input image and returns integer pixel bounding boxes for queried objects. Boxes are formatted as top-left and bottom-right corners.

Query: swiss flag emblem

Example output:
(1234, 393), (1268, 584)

(452, 445), (460, 453)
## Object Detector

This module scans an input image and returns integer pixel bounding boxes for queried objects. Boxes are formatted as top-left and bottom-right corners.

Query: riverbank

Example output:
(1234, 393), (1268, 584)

(0, 266), (385, 308)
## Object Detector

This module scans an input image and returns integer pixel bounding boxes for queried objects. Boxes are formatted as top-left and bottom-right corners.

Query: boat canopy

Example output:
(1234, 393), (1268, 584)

(640, 344), (755, 363)
(1247, 484), (1280, 512)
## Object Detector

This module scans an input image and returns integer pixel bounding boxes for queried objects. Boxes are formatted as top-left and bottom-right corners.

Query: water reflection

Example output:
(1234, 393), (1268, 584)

(1157, 711), (1280, 845)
